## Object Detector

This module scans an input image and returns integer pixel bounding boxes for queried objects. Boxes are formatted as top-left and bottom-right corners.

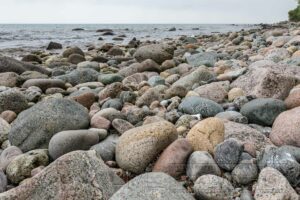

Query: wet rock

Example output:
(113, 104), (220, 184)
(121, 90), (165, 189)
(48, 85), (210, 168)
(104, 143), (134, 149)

(46, 41), (62, 50)
(270, 107), (300, 147)
(62, 46), (84, 58)
(6, 149), (49, 184)
(110, 172), (195, 200)
(179, 96), (224, 117)
(9, 98), (90, 152)
(194, 175), (234, 200)
(186, 117), (224, 153)
(240, 98), (286, 126)
(0, 151), (124, 200)
(49, 130), (100, 160)
(0, 90), (28, 114)
(90, 134), (119, 162)
(153, 138), (193, 178)
(214, 139), (243, 171)
(0, 56), (50, 75)
(254, 167), (298, 200)
(187, 151), (221, 182)
(116, 121), (177, 174)
(134, 44), (174, 64)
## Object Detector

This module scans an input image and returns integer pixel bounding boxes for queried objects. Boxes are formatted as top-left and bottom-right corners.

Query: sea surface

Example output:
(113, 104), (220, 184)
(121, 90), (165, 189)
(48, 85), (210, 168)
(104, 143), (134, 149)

(0, 24), (257, 55)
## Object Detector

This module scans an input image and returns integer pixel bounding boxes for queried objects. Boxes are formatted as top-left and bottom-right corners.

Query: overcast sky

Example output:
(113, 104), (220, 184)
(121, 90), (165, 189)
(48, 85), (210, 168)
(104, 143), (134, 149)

(0, 0), (297, 24)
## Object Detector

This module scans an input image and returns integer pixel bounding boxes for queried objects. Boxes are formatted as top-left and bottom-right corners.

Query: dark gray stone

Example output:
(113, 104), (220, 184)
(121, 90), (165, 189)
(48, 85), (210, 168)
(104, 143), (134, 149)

(214, 139), (244, 171)
(178, 96), (224, 117)
(240, 98), (286, 126)
(0, 90), (28, 114)
(55, 68), (99, 86)
(90, 134), (119, 161)
(231, 160), (258, 185)
(102, 98), (123, 110)
(98, 74), (124, 85)
(9, 98), (90, 152)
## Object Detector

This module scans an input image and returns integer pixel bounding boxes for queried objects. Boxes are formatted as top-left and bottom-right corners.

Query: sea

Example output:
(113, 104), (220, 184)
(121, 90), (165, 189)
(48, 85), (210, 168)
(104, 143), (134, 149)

(0, 24), (257, 56)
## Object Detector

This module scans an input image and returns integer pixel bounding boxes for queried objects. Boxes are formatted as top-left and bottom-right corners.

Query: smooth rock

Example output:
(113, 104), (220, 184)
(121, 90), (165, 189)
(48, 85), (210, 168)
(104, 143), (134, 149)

(90, 134), (119, 162)
(22, 79), (66, 92)
(285, 89), (300, 109)
(116, 121), (177, 174)
(62, 46), (84, 58)
(216, 111), (248, 124)
(186, 52), (218, 67)
(134, 44), (174, 64)
(112, 119), (134, 134)
(49, 130), (100, 160)
(186, 117), (224, 153)
(0, 170), (7, 193)
(193, 81), (230, 103)
(214, 139), (243, 171)
(187, 151), (221, 182)
(232, 160), (258, 185)
(179, 96), (224, 117)
(270, 107), (300, 147)
(0, 90), (28, 114)
(153, 138), (193, 178)
(55, 68), (98, 86)
(0, 146), (22, 171)
(98, 74), (124, 85)
(9, 98), (90, 152)
(0, 117), (10, 145)
(240, 98), (286, 126)
(0, 72), (19, 87)
(69, 90), (96, 109)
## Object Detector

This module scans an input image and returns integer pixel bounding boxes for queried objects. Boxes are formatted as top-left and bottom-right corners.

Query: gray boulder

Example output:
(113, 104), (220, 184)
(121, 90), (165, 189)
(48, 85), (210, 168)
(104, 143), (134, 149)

(134, 44), (174, 64)
(90, 134), (119, 161)
(9, 98), (90, 152)
(0, 90), (28, 114)
(110, 172), (195, 200)
(55, 68), (98, 86)
(0, 56), (50, 75)
(0, 151), (124, 200)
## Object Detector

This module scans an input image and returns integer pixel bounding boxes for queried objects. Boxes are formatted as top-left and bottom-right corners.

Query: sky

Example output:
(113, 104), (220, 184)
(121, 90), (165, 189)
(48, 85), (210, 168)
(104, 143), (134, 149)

(0, 0), (297, 24)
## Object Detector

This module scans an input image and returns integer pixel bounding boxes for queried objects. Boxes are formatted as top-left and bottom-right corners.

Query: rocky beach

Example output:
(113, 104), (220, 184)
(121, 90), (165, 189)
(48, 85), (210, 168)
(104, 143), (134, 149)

(0, 21), (299, 200)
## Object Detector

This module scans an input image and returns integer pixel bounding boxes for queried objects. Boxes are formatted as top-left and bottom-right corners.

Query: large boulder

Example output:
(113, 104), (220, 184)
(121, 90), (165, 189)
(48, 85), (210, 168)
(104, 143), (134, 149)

(231, 64), (299, 100)
(134, 44), (174, 64)
(0, 56), (50, 75)
(254, 167), (298, 200)
(116, 121), (177, 174)
(0, 90), (28, 114)
(186, 118), (224, 153)
(0, 151), (124, 200)
(179, 96), (224, 117)
(110, 172), (195, 200)
(9, 98), (90, 152)
(240, 98), (286, 126)
(270, 107), (300, 147)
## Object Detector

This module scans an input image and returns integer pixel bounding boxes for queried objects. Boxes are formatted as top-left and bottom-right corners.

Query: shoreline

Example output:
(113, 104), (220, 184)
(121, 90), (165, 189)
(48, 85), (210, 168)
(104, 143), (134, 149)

(0, 20), (299, 199)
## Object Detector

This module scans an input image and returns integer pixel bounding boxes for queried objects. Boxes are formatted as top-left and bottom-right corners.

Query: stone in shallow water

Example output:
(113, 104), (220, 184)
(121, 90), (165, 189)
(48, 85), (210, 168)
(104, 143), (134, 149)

(9, 98), (90, 152)
(0, 151), (124, 200)
(110, 172), (195, 200)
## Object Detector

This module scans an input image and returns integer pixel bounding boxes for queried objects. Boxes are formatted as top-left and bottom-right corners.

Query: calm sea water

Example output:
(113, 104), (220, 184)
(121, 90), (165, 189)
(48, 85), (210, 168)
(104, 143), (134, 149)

(0, 24), (256, 52)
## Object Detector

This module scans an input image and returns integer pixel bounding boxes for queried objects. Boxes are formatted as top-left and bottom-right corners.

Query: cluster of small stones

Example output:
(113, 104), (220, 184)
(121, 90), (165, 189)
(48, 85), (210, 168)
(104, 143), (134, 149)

(0, 21), (300, 199)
